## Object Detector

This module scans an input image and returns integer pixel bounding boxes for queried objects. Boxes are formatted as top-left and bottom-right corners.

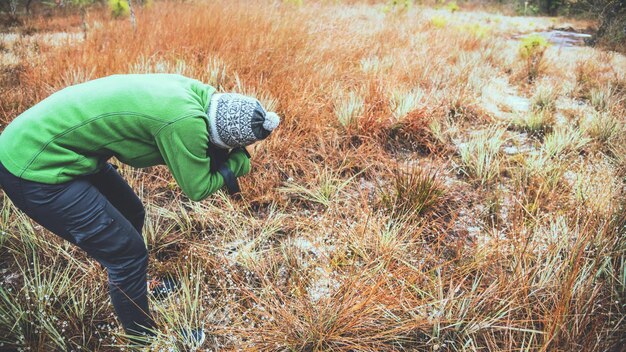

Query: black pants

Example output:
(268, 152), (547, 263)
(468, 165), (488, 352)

(0, 162), (156, 338)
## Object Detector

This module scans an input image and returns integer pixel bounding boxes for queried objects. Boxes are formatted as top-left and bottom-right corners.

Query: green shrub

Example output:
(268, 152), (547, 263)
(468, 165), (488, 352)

(519, 34), (550, 82)
(383, 0), (412, 14)
(283, 0), (304, 6)
(519, 34), (549, 60)
(445, 1), (459, 12)
(108, 0), (130, 18)
(431, 15), (447, 28)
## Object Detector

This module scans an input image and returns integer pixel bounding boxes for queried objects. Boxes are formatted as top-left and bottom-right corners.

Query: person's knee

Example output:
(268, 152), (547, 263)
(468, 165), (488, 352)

(108, 242), (149, 296)
(92, 223), (148, 277)
(119, 239), (148, 277)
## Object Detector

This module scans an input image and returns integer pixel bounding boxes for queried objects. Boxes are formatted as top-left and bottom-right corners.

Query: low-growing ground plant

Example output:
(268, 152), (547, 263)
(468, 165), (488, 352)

(589, 85), (616, 111)
(0, 222), (110, 350)
(511, 109), (554, 135)
(359, 56), (392, 75)
(572, 162), (619, 214)
(121, 263), (209, 350)
(390, 88), (423, 123)
(531, 83), (557, 112)
(279, 166), (360, 208)
(581, 111), (622, 146)
(514, 151), (569, 216)
(334, 91), (364, 132)
(573, 59), (605, 100)
(428, 117), (458, 148)
(542, 126), (590, 158)
(379, 164), (445, 218)
(458, 126), (507, 185)
(521, 152), (563, 187)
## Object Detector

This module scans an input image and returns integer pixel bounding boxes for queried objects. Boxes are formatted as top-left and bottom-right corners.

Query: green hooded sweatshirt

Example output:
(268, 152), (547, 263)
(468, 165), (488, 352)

(0, 74), (249, 201)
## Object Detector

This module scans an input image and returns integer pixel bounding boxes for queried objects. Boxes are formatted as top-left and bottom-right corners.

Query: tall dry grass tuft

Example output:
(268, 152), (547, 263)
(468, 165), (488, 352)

(236, 270), (407, 351)
(378, 164), (445, 218)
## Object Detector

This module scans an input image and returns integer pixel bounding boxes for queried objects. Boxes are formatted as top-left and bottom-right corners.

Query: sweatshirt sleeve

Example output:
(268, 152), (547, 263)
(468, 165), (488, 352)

(154, 117), (224, 201)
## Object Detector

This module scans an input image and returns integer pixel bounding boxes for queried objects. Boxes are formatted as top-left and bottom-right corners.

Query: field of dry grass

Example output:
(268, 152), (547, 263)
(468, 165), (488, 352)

(0, 0), (624, 351)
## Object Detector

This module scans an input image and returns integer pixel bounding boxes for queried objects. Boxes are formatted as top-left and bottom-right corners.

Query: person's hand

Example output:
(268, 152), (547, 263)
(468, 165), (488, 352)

(225, 148), (250, 178)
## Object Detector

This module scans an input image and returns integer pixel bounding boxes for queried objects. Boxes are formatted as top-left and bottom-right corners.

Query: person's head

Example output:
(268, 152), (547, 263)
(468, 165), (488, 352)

(207, 93), (280, 149)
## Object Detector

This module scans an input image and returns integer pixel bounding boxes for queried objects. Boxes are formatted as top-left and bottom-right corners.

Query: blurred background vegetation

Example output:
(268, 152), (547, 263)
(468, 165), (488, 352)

(1, 0), (624, 52)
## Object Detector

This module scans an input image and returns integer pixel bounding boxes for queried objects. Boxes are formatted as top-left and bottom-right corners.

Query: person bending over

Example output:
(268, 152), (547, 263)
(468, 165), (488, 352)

(0, 73), (280, 345)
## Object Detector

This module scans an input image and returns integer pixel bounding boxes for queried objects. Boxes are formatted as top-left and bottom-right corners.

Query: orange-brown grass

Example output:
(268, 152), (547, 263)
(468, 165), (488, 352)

(0, 1), (624, 351)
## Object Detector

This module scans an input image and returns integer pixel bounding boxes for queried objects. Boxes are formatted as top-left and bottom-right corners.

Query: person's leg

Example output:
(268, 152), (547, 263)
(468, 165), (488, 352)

(0, 163), (155, 338)
(85, 164), (145, 234)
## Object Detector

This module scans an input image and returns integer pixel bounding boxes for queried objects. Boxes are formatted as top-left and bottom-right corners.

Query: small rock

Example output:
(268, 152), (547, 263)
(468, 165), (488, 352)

(503, 146), (520, 155)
